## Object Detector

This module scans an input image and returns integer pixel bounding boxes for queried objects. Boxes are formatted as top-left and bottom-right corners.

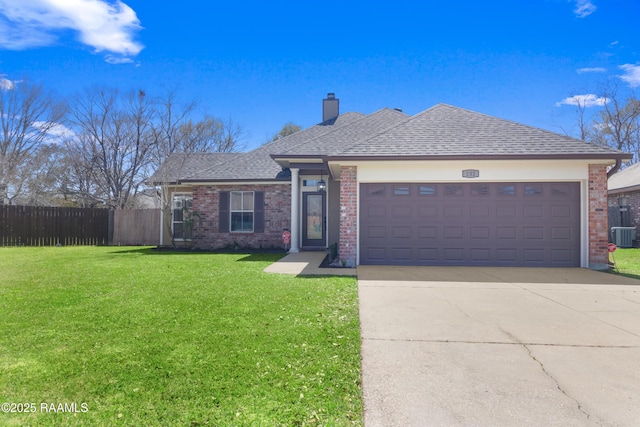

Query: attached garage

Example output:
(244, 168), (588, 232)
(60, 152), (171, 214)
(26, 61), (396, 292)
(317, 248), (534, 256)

(359, 182), (581, 267)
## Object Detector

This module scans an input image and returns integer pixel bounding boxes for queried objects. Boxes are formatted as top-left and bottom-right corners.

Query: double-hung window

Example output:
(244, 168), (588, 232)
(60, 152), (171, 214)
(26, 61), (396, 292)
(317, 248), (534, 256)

(172, 193), (193, 240)
(230, 191), (254, 232)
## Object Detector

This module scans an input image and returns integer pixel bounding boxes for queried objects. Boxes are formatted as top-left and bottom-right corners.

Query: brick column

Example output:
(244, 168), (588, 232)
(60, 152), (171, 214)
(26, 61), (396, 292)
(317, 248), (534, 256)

(339, 166), (357, 267)
(589, 164), (609, 270)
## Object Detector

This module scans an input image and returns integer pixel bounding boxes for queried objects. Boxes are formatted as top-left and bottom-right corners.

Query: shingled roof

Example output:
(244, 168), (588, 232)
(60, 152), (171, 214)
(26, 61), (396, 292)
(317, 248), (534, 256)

(148, 152), (241, 184)
(332, 104), (627, 158)
(152, 103), (630, 184)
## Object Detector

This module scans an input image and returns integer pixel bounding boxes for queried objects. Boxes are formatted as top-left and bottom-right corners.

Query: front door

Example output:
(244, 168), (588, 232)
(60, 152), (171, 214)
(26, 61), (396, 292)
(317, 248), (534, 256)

(302, 192), (326, 248)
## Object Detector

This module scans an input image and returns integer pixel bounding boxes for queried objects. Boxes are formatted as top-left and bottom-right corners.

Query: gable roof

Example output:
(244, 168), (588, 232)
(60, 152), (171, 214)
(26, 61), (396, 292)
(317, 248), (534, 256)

(152, 103), (631, 184)
(277, 108), (409, 156)
(148, 152), (241, 184)
(331, 104), (628, 159)
(608, 162), (640, 193)
(193, 112), (365, 181)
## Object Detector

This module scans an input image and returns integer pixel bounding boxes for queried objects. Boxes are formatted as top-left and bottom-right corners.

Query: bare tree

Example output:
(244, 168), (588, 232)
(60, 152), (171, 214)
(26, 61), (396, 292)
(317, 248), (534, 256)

(0, 78), (66, 204)
(69, 87), (156, 209)
(60, 136), (107, 207)
(18, 144), (67, 206)
(574, 97), (593, 141)
(178, 115), (245, 153)
(149, 90), (196, 173)
(150, 91), (245, 172)
(591, 83), (640, 163)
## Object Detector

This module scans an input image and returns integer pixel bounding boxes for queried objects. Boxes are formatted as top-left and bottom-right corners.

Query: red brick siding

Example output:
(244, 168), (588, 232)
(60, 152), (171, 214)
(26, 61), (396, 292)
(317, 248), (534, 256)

(339, 166), (357, 267)
(608, 191), (640, 229)
(191, 184), (291, 250)
(589, 164), (609, 269)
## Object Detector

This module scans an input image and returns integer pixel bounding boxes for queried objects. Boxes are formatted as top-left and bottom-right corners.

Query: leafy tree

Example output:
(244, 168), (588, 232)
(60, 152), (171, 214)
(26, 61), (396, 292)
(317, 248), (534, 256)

(267, 122), (301, 143)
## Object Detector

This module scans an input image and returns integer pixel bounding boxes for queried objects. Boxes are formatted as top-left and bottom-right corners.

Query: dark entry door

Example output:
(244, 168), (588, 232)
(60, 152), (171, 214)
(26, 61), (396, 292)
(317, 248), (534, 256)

(302, 192), (326, 248)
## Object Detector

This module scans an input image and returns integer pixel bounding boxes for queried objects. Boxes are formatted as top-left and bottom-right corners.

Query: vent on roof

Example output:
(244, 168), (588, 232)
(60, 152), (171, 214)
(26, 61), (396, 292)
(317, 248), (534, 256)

(394, 108), (403, 112)
(323, 93), (339, 122)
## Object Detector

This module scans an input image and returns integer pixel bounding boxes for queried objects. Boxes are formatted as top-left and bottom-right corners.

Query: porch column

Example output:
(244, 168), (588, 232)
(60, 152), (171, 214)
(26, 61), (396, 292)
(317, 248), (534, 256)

(588, 164), (608, 270)
(289, 168), (300, 253)
(339, 166), (357, 267)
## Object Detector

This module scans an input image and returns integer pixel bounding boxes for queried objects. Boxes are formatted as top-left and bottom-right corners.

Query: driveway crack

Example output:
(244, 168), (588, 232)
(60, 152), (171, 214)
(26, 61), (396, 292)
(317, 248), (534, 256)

(499, 327), (599, 425)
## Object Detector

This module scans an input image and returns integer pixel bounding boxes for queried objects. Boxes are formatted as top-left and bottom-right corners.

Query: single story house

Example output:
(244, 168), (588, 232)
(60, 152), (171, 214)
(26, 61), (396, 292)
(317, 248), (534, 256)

(608, 162), (640, 229)
(151, 93), (631, 270)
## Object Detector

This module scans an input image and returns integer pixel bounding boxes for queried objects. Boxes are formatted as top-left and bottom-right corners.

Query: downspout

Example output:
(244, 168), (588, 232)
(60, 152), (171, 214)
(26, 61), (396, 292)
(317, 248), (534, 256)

(607, 158), (622, 179)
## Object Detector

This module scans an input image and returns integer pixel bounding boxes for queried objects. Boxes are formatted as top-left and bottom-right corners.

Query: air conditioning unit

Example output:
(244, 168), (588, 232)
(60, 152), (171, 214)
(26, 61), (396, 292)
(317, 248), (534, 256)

(611, 227), (636, 248)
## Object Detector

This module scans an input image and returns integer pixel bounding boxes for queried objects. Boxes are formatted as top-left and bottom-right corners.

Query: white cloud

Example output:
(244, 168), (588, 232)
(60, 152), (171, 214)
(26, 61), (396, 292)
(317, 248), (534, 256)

(32, 121), (76, 144)
(556, 94), (609, 107)
(105, 55), (134, 65)
(0, 0), (143, 61)
(619, 64), (640, 88)
(577, 67), (606, 74)
(573, 0), (597, 18)
(0, 76), (17, 89)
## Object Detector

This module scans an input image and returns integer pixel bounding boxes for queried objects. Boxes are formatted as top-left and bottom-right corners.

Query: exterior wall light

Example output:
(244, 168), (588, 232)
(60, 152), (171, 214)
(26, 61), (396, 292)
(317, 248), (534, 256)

(317, 171), (327, 192)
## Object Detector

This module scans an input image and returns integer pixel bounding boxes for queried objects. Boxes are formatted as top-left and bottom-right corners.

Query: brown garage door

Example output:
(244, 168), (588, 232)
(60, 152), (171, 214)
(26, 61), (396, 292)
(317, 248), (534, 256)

(360, 182), (581, 267)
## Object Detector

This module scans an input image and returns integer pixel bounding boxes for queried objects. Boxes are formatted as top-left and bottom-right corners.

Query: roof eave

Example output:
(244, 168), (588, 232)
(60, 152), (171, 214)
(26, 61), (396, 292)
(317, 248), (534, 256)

(178, 178), (291, 184)
(608, 184), (640, 195)
(325, 153), (633, 162)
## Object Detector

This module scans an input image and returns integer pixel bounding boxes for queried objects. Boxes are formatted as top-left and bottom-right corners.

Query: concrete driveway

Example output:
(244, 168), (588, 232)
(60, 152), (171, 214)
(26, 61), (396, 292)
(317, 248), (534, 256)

(357, 266), (640, 426)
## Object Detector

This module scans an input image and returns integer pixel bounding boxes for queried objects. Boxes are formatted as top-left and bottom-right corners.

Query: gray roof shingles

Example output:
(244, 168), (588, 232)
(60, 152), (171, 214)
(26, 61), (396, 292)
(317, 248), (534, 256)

(152, 104), (629, 183)
(149, 152), (241, 184)
(196, 112), (365, 181)
(278, 108), (409, 156)
(337, 104), (626, 157)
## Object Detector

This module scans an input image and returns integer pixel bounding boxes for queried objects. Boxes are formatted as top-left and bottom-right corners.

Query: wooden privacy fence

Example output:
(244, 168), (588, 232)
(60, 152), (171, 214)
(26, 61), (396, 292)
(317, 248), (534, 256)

(112, 209), (160, 246)
(0, 205), (109, 246)
(0, 206), (161, 247)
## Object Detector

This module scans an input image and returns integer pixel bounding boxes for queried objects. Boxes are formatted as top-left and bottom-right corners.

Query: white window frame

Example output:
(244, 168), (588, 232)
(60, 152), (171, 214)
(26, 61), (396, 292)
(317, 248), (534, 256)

(172, 193), (193, 241)
(230, 191), (255, 233)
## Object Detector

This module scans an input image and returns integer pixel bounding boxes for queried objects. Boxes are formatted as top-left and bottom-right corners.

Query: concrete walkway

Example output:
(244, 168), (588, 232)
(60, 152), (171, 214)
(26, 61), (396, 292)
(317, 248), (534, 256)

(263, 251), (357, 276)
(357, 266), (640, 426)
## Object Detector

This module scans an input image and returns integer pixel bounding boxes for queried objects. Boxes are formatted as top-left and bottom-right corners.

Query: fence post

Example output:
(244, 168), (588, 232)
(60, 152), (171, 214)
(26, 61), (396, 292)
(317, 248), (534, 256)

(108, 210), (115, 246)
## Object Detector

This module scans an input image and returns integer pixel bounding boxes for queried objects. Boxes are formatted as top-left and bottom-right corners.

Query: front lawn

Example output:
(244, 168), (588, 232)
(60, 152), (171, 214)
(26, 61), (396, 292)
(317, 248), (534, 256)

(609, 247), (640, 279)
(0, 247), (362, 426)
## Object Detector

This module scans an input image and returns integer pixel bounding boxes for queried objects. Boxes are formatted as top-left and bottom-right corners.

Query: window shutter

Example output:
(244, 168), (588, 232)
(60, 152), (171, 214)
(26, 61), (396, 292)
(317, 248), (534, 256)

(219, 191), (230, 232)
(254, 191), (264, 233)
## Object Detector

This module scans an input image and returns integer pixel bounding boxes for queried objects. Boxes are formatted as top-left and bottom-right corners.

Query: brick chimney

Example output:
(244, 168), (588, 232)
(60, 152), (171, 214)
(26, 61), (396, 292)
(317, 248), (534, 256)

(322, 93), (339, 122)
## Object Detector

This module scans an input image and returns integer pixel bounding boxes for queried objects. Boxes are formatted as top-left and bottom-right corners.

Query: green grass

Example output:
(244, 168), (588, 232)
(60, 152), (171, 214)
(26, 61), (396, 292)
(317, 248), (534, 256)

(0, 247), (362, 426)
(609, 247), (640, 280)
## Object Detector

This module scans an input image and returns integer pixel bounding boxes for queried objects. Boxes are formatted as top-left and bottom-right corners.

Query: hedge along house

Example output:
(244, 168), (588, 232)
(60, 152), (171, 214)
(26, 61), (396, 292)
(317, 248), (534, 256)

(151, 94), (631, 270)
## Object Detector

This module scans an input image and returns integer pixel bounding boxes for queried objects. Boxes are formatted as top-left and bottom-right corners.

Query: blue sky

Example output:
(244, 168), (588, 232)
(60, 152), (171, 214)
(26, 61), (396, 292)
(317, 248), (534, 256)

(1, 0), (639, 150)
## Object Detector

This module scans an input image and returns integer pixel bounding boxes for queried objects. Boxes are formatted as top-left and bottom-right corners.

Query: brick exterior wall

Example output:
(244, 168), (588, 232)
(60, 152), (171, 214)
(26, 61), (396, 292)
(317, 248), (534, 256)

(608, 191), (640, 229)
(589, 164), (609, 269)
(339, 166), (357, 267)
(191, 184), (291, 250)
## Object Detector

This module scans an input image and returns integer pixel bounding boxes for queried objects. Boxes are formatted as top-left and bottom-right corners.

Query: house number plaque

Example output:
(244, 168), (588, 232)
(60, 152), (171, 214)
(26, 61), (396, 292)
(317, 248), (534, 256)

(462, 169), (480, 178)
